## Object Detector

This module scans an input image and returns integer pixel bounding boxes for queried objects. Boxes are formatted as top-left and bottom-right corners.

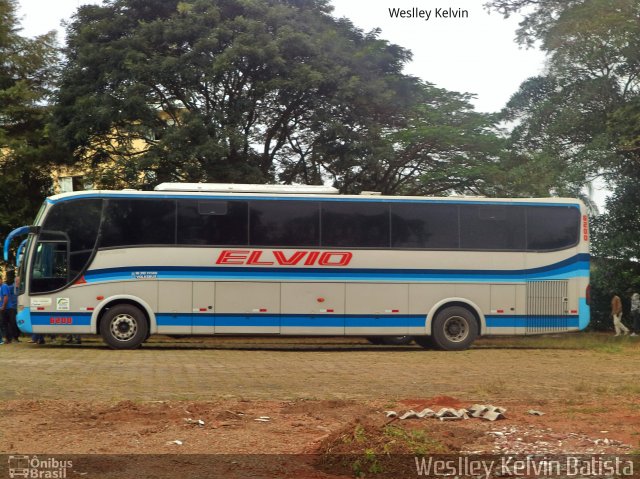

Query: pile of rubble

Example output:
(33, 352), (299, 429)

(385, 404), (507, 422)
(466, 425), (633, 455)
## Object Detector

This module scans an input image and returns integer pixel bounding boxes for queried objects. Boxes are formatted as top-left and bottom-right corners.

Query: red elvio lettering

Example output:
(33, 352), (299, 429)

(216, 250), (249, 265)
(304, 251), (320, 265)
(215, 250), (353, 267)
(273, 251), (306, 265)
(318, 252), (353, 266)
(247, 251), (274, 265)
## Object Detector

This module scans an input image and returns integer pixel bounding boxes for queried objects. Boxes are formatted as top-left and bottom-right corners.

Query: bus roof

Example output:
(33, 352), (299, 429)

(154, 182), (340, 194)
(46, 188), (585, 208)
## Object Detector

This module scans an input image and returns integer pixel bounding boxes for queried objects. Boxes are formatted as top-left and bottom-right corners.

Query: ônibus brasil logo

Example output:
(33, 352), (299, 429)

(7, 456), (72, 479)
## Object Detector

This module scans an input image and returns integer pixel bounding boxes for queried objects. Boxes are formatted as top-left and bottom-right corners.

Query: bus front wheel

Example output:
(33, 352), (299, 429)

(100, 304), (148, 349)
(429, 306), (478, 351)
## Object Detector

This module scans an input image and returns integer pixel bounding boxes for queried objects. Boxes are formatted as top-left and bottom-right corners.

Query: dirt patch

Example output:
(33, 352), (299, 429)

(312, 397), (640, 478)
(1, 399), (371, 455)
(2, 396), (640, 478)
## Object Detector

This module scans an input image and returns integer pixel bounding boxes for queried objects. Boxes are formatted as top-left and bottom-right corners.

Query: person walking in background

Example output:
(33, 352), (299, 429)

(611, 294), (629, 336)
(630, 292), (640, 337)
(0, 274), (18, 343)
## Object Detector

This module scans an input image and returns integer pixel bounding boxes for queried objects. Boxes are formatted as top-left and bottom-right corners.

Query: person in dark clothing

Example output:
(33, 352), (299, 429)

(0, 273), (18, 343)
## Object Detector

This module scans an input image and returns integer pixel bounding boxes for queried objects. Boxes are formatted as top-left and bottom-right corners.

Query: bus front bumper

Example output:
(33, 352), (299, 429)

(578, 298), (590, 330)
(17, 307), (33, 334)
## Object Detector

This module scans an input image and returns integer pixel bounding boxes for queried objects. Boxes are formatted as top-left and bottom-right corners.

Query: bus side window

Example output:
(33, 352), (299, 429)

(177, 200), (248, 246)
(101, 199), (176, 247)
(250, 200), (319, 247)
(460, 205), (526, 251)
(391, 203), (459, 249)
(321, 201), (389, 248)
(527, 206), (580, 251)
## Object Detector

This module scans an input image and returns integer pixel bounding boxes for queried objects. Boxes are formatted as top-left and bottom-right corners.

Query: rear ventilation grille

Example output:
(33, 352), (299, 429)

(526, 280), (569, 333)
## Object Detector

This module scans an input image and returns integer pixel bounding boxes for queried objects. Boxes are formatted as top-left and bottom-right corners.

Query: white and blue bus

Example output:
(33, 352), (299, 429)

(4, 183), (590, 350)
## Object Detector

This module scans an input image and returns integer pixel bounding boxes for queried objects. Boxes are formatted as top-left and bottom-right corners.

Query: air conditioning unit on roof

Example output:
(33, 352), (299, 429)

(153, 183), (339, 194)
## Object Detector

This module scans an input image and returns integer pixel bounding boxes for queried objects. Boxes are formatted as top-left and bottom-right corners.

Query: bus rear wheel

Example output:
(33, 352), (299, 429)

(100, 304), (148, 349)
(429, 306), (478, 351)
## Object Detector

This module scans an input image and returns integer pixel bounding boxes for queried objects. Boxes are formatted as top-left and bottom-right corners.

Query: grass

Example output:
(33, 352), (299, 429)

(339, 423), (449, 477)
(382, 425), (448, 455)
(477, 332), (640, 353)
(564, 405), (609, 418)
(474, 378), (510, 397)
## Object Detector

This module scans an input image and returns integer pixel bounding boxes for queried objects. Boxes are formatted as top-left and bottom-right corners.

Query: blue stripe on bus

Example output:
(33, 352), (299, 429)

(156, 314), (192, 327)
(344, 315), (426, 328)
(485, 315), (579, 328)
(196, 314), (579, 329)
(83, 254), (589, 284)
(281, 315), (345, 328)
(189, 315), (422, 328)
(22, 310), (580, 331)
(47, 193), (582, 208)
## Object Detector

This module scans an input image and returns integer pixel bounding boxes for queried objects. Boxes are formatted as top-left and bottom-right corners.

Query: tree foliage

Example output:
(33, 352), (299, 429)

(486, 0), (640, 327)
(487, 0), (640, 200)
(0, 0), (59, 237)
(55, 0), (504, 194)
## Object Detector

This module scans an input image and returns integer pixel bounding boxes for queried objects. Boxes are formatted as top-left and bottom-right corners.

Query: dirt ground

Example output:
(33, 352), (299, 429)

(1, 334), (639, 478)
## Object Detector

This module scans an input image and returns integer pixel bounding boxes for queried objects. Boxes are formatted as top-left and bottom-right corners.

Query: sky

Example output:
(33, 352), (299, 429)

(15, 0), (547, 113)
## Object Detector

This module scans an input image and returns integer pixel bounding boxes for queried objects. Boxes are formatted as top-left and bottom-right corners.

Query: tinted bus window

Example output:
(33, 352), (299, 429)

(322, 202), (389, 248)
(460, 205), (526, 250)
(250, 200), (319, 247)
(178, 200), (248, 245)
(40, 199), (103, 258)
(391, 203), (459, 249)
(527, 206), (580, 251)
(101, 199), (176, 247)
(32, 198), (103, 293)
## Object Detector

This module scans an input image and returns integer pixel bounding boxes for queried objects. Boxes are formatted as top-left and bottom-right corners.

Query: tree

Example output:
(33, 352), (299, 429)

(487, 0), (640, 198)
(55, 0), (505, 195)
(486, 0), (640, 328)
(0, 0), (60, 238)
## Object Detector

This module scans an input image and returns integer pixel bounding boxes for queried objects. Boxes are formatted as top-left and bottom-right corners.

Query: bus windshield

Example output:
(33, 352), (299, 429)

(30, 199), (103, 294)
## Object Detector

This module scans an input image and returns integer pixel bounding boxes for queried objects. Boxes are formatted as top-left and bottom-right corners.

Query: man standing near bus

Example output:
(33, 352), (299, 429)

(0, 274), (18, 343)
(612, 294), (629, 336)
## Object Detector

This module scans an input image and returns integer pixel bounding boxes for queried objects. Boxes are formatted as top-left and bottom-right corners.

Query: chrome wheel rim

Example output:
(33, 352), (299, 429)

(443, 316), (469, 342)
(110, 313), (138, 341)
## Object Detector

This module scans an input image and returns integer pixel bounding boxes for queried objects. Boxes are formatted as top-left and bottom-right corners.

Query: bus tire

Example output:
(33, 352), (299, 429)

(430, 306), (478, 351)
(99, 304), (148, 350)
